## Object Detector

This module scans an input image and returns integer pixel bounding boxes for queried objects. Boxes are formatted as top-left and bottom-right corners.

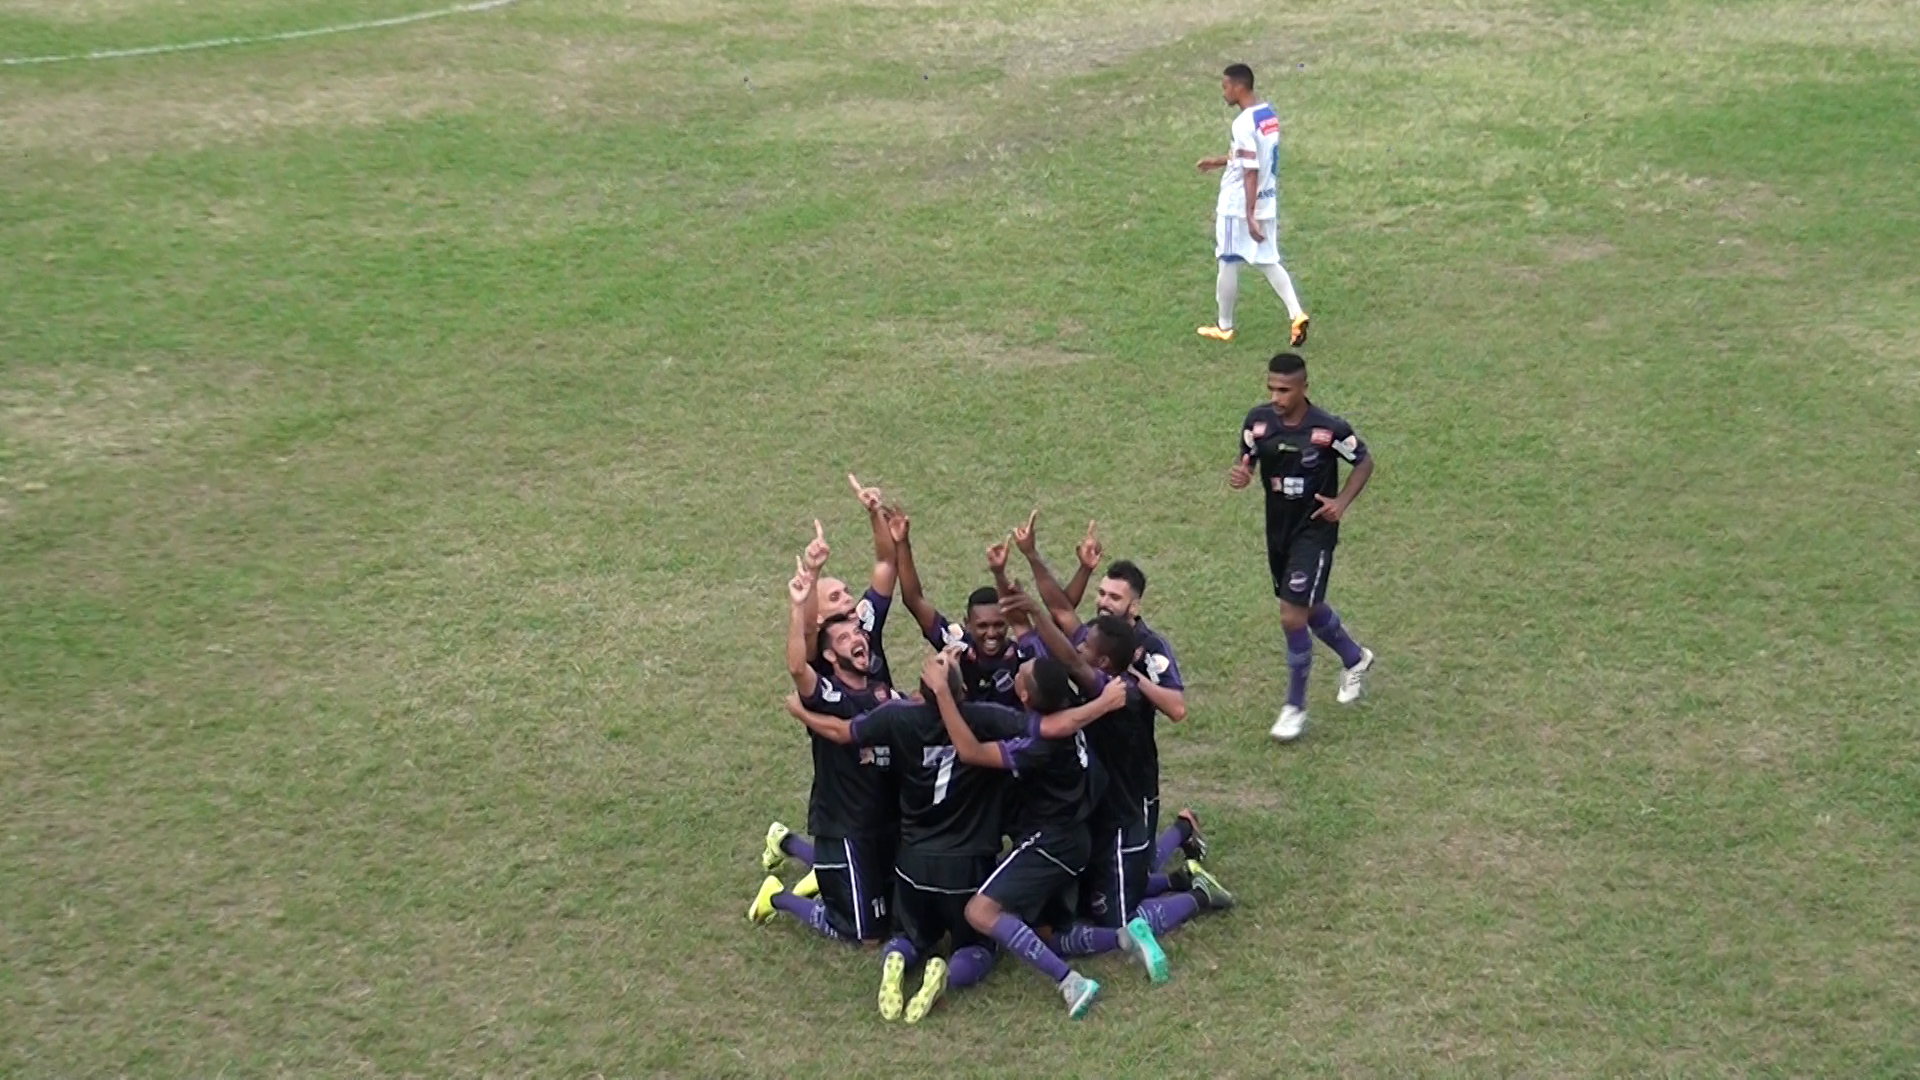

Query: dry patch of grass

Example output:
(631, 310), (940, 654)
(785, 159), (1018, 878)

(1, 361), (261, 470)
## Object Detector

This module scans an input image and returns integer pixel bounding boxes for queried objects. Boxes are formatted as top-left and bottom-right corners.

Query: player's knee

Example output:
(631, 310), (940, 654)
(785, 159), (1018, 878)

(1278, 601), (1310, 631)
(964, 894), (999, 933)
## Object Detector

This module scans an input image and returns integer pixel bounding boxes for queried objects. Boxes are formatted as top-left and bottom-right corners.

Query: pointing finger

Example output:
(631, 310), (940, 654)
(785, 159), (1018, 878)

(847, 473), (862, 494)
(813, 519), (825, 542)
(1025, 507), (1039, 531)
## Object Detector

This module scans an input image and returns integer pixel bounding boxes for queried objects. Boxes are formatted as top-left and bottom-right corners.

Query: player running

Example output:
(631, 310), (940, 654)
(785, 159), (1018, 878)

(1228, 352), (1377, 741)
(748, 561), (898, 943)
(1195, 63), (1309, 348)
(891, 506), (1027, 708)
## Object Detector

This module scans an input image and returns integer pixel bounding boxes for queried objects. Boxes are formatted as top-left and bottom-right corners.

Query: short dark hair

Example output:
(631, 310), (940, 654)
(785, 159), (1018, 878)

(816, 613), (858, 659)
(1104, 560), (1147, 598)
(1087, 614), (1136, 673)
(1026, 656), (1075, 714)
(1224, 63), (1254, 90)
(1268, 351), (1307, 377)
(966, 586), (1001, 613)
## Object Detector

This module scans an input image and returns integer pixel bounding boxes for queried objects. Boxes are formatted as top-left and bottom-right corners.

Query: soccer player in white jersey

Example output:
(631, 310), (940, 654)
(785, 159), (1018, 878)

(1196, 64), (1309, 348)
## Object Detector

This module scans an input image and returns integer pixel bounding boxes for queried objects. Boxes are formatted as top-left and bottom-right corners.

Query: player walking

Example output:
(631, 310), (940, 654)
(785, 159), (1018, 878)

(1196, 63), (1309, 348)
(1228, 353), (1376, 741)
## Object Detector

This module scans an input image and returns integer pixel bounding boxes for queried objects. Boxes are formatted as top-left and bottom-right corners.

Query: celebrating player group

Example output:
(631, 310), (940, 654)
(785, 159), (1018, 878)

(742, 56), (1377, 1023)
(748, 481), (1230, 1022)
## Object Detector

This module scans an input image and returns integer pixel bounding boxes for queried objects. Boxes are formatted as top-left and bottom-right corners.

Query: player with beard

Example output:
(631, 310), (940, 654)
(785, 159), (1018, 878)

(891, 507), (1027, 708)
(763, 475), (900, 877)
(786, 659), (1126, 1023)
(1010, 515), (1208, 871)
(748, 561), (899, 945)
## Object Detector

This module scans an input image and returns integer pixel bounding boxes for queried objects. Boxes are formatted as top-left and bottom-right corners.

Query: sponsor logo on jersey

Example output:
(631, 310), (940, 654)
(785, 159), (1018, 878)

(941, 622), (967, 648)
(819, 679), (843, 704)
(855, 597), (875, 629)
(1258, 117), (1280, 136)
(1311, 428), (1334, 447)
(1143, 652), (1171, 684)
(1251, 421), (1269, 439)
(1332, 435), (1359, 461)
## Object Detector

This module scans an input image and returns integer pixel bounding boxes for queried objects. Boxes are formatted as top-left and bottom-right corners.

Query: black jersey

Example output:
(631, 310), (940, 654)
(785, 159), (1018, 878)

(995, 707), (1100, 838)
(799, 673), (899, 839)
(851, 700), (1026, 856)
(1240, 402), (1368, 542)
(926, 612), (1029, 708)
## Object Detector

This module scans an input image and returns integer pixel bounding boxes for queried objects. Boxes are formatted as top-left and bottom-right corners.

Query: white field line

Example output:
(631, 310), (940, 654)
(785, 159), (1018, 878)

(2, 0), (522, 67)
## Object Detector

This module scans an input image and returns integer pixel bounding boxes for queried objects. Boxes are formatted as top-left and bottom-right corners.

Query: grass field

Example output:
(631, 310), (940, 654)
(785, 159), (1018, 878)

(4, 0), (1918, 1074)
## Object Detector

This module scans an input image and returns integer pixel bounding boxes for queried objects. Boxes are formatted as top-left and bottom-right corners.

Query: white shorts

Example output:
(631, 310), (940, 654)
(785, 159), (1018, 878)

(1216, 214), (1280, 265)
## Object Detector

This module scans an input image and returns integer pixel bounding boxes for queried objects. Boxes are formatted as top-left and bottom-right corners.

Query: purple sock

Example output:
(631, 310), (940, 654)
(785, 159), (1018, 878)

(772, 892), (847, 942)
(1308, 605), (1365, 668)
(948, 944), (997, 988)
(1139, 892), (1202, 936)
(780, 833), (815, 865)
(1152, 819), (1192, 870)
(989, 912), (1072, 984)
(1052, 923), (1123, 957)
(1145, 872), (1171, 897)
(1285, 625), (1314, 708)
(882, 937), (917, 968)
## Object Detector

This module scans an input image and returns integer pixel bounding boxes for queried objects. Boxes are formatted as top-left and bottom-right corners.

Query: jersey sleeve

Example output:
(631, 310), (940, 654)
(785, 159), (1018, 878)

(1230, 112), (1259, 162)
(858, 588), (891, 636)
(992, 712), (1047, 775)
(1138, 637), (1184, 691)
(1331, 417), (1368, 464)
(925, 610), (968, 651)
(1240, 407), (1264, 460)
(802, 676), (844, 711)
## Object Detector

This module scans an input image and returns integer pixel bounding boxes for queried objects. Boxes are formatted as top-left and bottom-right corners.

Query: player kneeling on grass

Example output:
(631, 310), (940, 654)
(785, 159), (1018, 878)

(1228, 352), (1377, 742)
(925, 647), (1140, 1019)
(785, 661), (1124, 1023)
(747, 560), (898, 943)
(1003, 596), (1234, 973)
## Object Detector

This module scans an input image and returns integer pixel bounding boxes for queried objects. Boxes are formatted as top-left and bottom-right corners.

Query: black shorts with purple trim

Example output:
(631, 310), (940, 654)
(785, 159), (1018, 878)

(811, 833), (896, 942)
(978, 826), (1091, 925)
(892, 847), (995, 955)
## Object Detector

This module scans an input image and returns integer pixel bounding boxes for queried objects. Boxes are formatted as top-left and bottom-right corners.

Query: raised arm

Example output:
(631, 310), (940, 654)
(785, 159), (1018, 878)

(850, 473), (897, 598)
(986, 539), (1031, 635)
(1062, 520), (1103, 611)
(1000, 586), (1099, 690)
(887, 507), (942, 638)
(784, 693), (852, 744)
(785, 559), (821, 698)
(1012, 509), (1083, 635)
(1035, 675), (1129, 738)
(925, 651), (1003, 769)
(799, 519), (832, 663)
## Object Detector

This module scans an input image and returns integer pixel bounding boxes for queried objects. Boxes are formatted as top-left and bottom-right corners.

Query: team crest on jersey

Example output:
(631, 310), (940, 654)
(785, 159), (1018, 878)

(855, 597), (875, 630)
(1301, 448), (1320, 469)
(1310, 428), (1333, 447)
(992, 668), (1016, 694)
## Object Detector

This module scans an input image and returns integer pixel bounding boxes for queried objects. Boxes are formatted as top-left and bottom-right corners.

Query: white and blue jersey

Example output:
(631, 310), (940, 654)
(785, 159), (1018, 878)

(1217, 101), (1281, 219)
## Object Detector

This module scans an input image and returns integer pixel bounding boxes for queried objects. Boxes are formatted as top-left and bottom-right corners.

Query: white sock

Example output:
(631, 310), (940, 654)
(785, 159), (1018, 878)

(1215, 261), (1241, 329)
(1258, 261), (1304, 321)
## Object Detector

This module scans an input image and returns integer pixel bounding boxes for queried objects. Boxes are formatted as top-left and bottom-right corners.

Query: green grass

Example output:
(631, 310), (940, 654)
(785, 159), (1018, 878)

(4, 0), (1918, 1073)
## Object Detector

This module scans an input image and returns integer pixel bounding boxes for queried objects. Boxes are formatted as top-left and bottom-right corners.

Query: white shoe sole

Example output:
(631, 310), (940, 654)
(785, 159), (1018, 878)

(1336, 649), (1374, 705)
